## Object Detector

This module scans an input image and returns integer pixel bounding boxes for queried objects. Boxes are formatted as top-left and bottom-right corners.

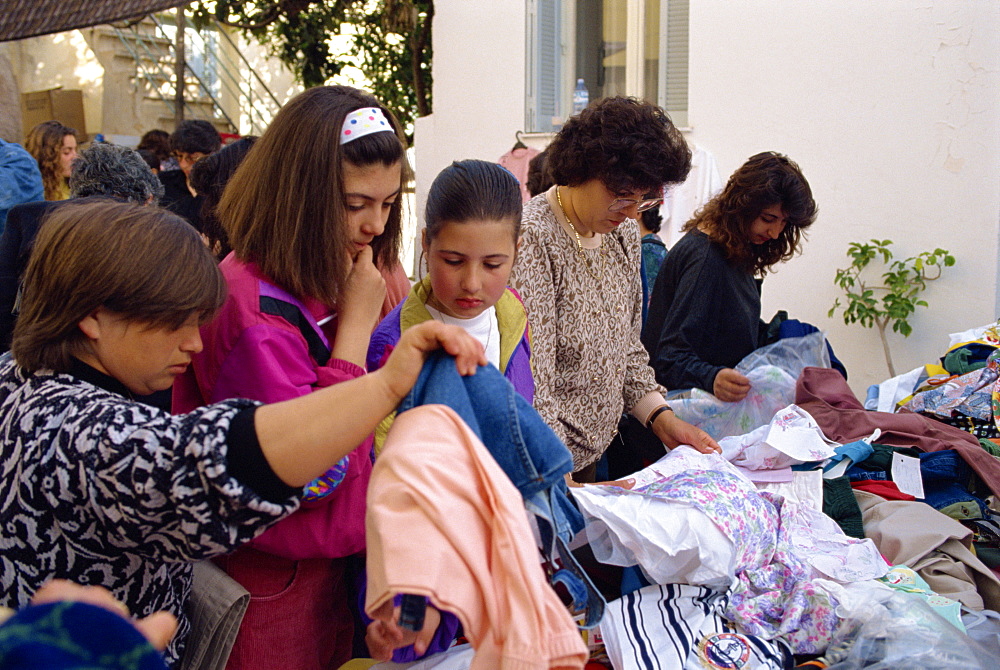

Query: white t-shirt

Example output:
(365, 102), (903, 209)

(425, 304), (501, 369)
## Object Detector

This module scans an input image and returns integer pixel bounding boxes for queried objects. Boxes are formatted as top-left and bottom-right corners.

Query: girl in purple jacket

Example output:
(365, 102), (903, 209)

(368, 160), (533, 405)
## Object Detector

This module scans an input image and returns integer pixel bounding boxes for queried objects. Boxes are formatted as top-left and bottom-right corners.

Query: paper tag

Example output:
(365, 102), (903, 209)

(891, 453), (925, 499)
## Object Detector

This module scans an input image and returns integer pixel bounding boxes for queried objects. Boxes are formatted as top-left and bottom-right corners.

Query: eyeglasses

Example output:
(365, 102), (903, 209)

(608, 197), (663, 214)
(173, 151), (207, 165)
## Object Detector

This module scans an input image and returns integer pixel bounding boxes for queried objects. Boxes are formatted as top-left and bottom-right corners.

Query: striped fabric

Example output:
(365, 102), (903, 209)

(600, 584), (792, 670)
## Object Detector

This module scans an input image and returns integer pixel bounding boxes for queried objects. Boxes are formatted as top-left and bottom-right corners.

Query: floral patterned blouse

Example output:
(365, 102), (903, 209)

(510, 188), (666, 470)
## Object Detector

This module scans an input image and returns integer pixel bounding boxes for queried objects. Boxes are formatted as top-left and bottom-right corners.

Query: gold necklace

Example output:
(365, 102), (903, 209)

(556, 186), (606, 282)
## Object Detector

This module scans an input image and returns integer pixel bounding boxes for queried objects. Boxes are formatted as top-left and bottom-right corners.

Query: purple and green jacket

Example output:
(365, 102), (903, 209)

(367, 276), (535, 403)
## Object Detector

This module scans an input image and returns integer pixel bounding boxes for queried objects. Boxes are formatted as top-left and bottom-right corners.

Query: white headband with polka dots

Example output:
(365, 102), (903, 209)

(340, 107), (394, 144)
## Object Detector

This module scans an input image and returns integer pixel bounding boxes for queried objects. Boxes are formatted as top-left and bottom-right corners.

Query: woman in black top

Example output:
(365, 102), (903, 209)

(642, 152), (817, 402)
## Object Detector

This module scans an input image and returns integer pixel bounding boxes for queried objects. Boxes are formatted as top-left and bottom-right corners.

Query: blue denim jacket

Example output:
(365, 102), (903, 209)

(398, 351), (605, 628)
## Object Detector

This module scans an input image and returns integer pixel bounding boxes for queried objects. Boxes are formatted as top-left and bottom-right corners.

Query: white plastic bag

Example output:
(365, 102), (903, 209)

(734, 330), (831, 377)
(670, 331), (831, 440)
(821, 584), (994, 669)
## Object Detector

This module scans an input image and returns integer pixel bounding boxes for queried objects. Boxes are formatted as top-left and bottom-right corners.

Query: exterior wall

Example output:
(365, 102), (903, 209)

(0, 23), (299, 145)
(236, 34), (301, 136)
(414, 0), (528, 234)
(685, 0), (1000, 394)
(4, 31), (104, 139)
(424, 0), (1000, 397)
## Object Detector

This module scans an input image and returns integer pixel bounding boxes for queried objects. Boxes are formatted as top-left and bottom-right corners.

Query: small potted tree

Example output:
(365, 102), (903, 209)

(829, 239), (955, 376)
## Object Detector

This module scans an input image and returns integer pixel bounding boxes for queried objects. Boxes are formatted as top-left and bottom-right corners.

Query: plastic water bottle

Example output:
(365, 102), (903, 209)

(572, 78), (589, 115)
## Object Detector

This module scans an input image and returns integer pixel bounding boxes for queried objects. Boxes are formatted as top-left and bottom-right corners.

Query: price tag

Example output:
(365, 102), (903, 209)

(891, 453), (925, 499)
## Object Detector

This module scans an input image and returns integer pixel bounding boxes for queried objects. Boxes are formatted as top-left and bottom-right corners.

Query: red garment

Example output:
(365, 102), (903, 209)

(215, 549), (354, 670)
(795, 367), (1000, 498)
(850, 480), (915, 501)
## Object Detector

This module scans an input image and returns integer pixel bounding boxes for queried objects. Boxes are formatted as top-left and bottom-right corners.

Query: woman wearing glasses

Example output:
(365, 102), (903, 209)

(509, 96), (719, 482)
(641, 152), (817, 402)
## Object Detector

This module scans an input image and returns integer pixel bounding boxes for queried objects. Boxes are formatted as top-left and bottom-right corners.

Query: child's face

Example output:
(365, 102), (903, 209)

(343, 160), (402, 259)
(423, 219), (519, 319)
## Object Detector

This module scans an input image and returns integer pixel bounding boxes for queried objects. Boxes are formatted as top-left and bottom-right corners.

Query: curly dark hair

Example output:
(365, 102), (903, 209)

(684, 151), (817, 276)
(169, 120), (221, 156)
(525, 149), (553, 197)
(546, 96), (691, 195)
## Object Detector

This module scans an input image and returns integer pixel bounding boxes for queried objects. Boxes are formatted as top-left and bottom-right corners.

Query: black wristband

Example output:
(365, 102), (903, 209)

(645, 404), (673, 430)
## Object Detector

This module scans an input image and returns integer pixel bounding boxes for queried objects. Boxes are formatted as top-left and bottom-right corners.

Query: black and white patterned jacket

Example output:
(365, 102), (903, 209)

(0, 356), (300, 666)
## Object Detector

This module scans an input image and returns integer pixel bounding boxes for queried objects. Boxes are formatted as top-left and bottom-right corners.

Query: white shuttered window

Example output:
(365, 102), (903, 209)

(525, 0), (689, 131)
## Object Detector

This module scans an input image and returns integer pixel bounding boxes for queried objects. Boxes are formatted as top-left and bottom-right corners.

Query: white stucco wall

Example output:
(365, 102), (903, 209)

(414, 0), (528, 234)
(685, 1), (1000, 394)
(423, 0), (1000, 397)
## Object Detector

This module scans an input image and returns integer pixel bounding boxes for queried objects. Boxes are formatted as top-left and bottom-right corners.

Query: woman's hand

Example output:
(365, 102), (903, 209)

(365, 599), (443, 662)
(651, 411), (721, 454)
(713, 368), (751, 403)
(377, 321), (487, 400)
(31, 579), (178, 651)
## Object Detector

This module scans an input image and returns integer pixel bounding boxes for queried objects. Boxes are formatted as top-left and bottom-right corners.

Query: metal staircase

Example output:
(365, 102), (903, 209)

(109, 11), (282, 136)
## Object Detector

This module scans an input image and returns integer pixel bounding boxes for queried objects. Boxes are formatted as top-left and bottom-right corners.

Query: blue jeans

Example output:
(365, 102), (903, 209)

(398, 351), (605, 628)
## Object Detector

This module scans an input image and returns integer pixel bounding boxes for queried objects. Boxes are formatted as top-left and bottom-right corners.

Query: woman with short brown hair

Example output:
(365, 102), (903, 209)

(509, 96), (719, 482)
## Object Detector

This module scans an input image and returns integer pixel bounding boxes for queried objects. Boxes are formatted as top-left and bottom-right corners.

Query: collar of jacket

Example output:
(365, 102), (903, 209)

(402, 275), (529, 373)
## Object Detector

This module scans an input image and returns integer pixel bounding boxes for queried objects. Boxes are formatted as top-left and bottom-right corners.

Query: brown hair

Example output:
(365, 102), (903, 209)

(25, 120), (76, 201)
(12, 199), (225, 373)
(218, 85), (409, 305)
(546, 96), (691, 194)
(684, 152), (817, 276)
(424, 160), (522, 243)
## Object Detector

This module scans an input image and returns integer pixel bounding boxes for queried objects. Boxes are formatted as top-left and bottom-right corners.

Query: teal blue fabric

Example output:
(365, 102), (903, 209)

(0, 140), (43, 233)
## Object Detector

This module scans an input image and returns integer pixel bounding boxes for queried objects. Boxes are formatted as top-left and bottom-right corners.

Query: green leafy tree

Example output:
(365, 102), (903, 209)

(191, 0), (433, 140)
(828, 239), (955, 376)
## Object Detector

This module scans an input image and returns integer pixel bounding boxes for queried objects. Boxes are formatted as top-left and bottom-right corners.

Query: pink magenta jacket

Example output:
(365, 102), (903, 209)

(173, 254), (371, 559)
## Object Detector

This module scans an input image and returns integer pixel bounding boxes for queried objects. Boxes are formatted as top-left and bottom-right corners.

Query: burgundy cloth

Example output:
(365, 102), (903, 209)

(850, 479), (915, 501)
(795, 366), (1000, 498)
(213, 549), (353, 670)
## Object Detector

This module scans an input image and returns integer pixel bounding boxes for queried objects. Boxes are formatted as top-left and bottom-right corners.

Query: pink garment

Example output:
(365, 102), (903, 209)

(174, 254), (370, 560)
(498, 146), (540, 203)
(381, 261), (411, 317)
(366, 404), (587, 670)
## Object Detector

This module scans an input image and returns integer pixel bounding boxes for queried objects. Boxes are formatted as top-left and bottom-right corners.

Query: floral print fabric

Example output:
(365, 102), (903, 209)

(905, 350), (999, 422)
(577, 448), (887, 654)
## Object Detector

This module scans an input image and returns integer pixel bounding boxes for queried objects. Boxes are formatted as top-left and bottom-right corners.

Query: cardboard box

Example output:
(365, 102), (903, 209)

(21, 88), (88, 141)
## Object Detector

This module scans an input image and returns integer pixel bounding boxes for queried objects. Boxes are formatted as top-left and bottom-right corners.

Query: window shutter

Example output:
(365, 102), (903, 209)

(662, 0), (688, 127)
(526, 0), (561, 132)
